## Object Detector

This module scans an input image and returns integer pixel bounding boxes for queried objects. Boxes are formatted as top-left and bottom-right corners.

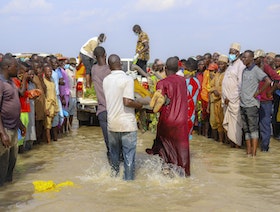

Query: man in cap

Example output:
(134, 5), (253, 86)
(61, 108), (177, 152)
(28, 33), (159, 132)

(254, 49), (266, 69)
(222, 42), (245, 148)
(80, 33), (106, 88)
(215, 54), (228, 143)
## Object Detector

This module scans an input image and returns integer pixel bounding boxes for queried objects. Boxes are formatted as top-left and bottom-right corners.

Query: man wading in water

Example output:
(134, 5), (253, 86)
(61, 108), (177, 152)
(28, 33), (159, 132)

(146, 57), (190, 176)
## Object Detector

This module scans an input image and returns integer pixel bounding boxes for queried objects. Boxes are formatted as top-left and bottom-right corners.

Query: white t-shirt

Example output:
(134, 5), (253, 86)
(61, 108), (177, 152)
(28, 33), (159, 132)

(103, 70), (138, 132)
(80, 37), (98, 58)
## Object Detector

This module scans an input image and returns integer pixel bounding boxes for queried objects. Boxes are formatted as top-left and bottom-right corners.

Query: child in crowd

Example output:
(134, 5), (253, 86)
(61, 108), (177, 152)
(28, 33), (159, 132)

(43, 65), (59, 144)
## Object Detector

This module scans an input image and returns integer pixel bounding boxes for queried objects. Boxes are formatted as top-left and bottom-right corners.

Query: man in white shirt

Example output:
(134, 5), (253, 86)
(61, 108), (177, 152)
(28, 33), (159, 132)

(222, 42), (246, 148)
(103, 54), (143, 180)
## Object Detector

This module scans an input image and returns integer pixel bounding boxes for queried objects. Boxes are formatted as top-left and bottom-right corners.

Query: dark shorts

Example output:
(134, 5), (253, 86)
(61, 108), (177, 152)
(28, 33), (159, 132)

(136, 59), (147, 72)
(240, 106), (259, 140)
(79, 53), (97, 75)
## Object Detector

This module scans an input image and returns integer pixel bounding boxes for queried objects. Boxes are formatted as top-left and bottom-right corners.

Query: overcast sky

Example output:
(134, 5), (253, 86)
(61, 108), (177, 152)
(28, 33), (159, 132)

(1, 0), (279, 62)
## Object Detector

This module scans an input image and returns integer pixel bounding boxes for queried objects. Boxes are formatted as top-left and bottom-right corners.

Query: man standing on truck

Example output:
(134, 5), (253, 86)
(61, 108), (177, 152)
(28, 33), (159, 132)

(91, 47), (111, 164)
(132, 25), (150, 72)
(80, 33), (106, 88)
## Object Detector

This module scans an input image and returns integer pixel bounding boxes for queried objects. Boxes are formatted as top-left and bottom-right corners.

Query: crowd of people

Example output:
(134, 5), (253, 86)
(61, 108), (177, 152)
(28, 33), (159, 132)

(137, 42), (280, 178)
(1, 24), (280, 184)
(0, 53), (79, 186)
(189, 45), (280, 156)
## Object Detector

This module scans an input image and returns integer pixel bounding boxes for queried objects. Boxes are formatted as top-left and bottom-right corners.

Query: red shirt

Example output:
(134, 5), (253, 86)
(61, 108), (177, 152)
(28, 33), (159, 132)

(12, 78), (30, 112)
(259, 64), (280, 101)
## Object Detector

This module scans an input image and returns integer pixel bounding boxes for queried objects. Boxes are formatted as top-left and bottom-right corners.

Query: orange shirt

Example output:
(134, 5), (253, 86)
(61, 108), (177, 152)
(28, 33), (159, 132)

(201, 69), (210, 102)
(76, 63), (86, 79)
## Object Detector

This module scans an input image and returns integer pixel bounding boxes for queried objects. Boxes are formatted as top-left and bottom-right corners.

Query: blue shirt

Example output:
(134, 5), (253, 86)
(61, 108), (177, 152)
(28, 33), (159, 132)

(52, 68), (63, 95)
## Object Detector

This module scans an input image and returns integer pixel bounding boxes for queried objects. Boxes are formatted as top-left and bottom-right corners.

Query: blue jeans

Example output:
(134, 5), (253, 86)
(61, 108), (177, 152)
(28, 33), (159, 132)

(97, 111), (109, 161)
(259, 101), (272, 151)
(108, 131), (137, 180)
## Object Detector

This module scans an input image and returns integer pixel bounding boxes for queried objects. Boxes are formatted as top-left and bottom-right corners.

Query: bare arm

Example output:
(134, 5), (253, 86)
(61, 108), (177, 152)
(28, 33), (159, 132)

(255, 77), (272, 97)
(131, 64), (149, 77)
(86, 74), (91, 88)
(18, 73), (28, 96)
(0, 114), (10, 147)
(18, 119), (26, 137)
(0, 81), (10, 147)
(152, 71), (163, 80)
(123, 97), (142, 110)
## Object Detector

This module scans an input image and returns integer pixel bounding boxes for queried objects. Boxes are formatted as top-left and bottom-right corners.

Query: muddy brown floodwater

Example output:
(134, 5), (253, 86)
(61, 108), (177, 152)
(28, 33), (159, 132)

(1, 120), (280, 212)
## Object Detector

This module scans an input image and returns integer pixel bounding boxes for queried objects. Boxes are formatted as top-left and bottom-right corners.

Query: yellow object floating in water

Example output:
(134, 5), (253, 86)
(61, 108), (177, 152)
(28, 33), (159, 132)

(33, 180), (74, 192)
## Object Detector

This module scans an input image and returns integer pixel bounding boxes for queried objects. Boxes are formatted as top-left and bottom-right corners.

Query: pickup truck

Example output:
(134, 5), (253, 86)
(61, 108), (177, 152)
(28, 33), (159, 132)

(76, 58), (133, 126)
(76, 78), (99, 126)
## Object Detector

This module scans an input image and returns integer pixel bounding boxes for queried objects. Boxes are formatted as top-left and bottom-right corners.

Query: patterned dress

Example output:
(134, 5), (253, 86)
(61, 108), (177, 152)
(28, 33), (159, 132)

(186, 77), (200, 139)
